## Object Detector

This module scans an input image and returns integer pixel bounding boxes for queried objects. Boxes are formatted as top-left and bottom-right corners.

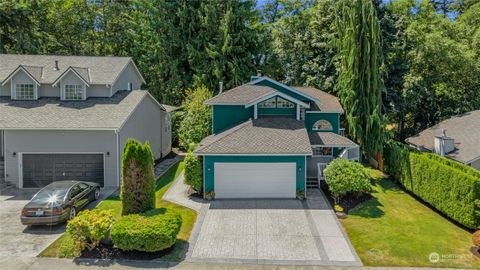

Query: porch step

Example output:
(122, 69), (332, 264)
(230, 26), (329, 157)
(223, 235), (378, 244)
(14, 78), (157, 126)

(306, 178), (319, 189)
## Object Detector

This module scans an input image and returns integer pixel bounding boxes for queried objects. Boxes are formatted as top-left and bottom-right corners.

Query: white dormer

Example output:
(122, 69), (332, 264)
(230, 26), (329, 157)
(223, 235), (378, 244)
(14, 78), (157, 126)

(52, 66), (90, 100)
(1, 65), (42, 100)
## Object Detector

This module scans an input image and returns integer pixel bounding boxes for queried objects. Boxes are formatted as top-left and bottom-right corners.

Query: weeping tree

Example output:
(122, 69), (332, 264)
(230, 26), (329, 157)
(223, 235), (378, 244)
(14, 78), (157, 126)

(335, 0), (385, 157)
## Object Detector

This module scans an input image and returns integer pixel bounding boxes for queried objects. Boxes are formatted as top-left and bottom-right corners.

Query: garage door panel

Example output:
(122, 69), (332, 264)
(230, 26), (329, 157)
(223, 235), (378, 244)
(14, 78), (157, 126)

(22, 154), (104, 188)
(214, 163), (296, 199)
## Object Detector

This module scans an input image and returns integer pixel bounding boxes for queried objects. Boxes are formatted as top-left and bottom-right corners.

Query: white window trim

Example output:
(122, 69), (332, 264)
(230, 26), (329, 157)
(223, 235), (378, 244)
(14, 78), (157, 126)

(13, 83), (37, 100)
(312, 146), (333, 157)
(62, 83), (86, 100)
(128, 82), (133, 91)
(312, 120), (334, 131)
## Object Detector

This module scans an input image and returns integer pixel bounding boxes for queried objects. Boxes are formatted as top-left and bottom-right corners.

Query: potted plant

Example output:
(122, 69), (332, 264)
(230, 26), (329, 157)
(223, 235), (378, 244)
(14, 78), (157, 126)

(334, 204), (347, 219)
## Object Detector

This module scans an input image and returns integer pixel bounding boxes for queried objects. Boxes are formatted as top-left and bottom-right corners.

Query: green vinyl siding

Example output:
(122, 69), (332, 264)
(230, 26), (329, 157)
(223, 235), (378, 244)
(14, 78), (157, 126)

(305, 112), (340, 134)
(203, 155), (306, 193)
(212, 105), (253, 134)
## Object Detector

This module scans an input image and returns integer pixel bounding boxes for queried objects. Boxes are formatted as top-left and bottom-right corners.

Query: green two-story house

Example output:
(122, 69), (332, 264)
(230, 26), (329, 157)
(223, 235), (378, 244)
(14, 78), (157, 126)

(194, 76), (359, 199)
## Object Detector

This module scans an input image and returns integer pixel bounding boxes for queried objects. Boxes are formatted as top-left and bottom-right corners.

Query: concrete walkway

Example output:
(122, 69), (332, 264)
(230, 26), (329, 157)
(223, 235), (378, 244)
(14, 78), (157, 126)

(155, 154), (184, 179)
(163, 172), (206, 212)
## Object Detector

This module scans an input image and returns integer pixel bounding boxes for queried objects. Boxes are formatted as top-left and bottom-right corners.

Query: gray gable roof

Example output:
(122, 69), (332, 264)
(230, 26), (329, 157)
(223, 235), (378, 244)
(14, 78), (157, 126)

(0, 54), (142, 85)
(406, 110), (480, 164)
(204, 84), (276, 105)
(308, 132), (357, 146)
(293, 87), (344, 113)
(0, 90), (159, 130)
(195, 117), (313, 155)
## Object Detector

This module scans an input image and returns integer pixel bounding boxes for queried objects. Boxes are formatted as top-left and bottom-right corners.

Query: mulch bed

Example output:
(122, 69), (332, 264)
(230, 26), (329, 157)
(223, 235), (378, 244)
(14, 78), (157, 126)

(80, 243), (175, 260)
(320, 185), (372, 213)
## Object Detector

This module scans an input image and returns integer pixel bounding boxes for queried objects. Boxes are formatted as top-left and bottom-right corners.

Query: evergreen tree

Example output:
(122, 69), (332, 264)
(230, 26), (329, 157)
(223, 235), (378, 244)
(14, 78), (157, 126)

(335, 0), (385, 156)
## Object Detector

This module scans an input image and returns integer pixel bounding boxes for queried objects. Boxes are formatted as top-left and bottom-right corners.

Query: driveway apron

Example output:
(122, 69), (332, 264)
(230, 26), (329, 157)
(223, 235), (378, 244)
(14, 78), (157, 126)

(187, 189), (361, 266)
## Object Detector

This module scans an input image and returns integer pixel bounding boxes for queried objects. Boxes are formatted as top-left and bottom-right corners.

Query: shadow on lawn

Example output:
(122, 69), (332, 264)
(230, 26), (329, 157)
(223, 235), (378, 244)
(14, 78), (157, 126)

(348, 179), (401, 218)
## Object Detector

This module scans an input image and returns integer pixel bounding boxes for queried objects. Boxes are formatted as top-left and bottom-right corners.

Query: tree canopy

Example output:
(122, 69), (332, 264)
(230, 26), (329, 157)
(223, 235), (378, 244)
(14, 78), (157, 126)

(1, 0), (479, 150)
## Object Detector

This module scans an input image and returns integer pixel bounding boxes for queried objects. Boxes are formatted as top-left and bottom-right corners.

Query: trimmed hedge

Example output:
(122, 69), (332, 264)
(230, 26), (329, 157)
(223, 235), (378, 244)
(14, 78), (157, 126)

(184, 151), (203, 193)
(384, 141), (480, 229)
(121, 139), (156, 215)
(110, 209), (182, 252)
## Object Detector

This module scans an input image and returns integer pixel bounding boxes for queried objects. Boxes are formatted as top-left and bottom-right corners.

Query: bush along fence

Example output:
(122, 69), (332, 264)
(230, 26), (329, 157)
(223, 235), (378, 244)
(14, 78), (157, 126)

(384, 140), (480, 229)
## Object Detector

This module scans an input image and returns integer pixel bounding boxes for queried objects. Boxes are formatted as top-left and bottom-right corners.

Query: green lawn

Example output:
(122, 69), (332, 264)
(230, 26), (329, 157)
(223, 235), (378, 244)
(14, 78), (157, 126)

(340, 168), (480, 268)
(39, 161), (197, 260)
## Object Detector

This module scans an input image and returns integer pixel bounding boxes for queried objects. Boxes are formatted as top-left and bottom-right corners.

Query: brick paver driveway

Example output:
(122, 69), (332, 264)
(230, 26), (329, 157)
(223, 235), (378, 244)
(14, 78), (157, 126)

(188, 189), (361, 266)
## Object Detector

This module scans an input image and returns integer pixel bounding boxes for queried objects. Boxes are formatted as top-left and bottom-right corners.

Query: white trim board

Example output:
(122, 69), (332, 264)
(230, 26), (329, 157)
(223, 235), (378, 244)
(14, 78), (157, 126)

(249, 76), (319, 103)
(1, 66), (41, 86)
(52, 67), (90, 87)
(245, 91), (310, 109)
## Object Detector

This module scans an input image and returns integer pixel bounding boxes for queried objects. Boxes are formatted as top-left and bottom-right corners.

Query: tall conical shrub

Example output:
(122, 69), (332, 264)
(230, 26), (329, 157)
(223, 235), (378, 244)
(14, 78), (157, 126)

(335, 0), (385, 156)
(121, 139), (156, 215)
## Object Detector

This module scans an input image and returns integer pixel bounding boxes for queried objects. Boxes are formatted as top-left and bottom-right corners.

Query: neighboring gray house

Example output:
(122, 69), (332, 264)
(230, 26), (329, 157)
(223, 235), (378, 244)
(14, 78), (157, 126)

(0, 54), (174, 188)
(405, 110), (480, 170)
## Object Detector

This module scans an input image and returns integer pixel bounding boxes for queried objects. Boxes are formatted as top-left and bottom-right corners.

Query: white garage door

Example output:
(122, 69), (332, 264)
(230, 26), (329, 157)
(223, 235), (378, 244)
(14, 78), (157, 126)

(214, 162), (296, 199)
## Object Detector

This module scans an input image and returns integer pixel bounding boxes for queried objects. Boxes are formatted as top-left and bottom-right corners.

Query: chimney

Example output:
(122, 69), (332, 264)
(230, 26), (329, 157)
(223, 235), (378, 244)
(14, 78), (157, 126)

(54, 60), (59, 71)
(434, 129), (455, 156)
(219, 81), (223, 94)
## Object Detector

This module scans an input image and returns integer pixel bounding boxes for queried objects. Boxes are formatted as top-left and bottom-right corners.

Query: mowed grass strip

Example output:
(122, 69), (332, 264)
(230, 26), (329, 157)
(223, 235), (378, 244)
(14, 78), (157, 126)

(340, 168), (480, 268)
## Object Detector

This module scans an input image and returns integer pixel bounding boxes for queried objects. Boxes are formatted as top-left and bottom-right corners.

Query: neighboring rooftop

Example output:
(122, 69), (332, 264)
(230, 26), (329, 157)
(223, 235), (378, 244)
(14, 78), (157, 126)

(293, 86), (344, 113)
(0, 54), (140, 85)
(0, 90), (158, 130)
(308, 132), (357, 146)
(195, 117), (312, 155)
(204, 84), (276, 105)
(405, 110), (480, 164)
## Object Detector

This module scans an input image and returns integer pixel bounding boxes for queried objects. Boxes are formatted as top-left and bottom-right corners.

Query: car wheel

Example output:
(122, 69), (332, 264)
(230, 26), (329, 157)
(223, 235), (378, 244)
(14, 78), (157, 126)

(94, 188), (100, 200)
(69, 207), (76, 220)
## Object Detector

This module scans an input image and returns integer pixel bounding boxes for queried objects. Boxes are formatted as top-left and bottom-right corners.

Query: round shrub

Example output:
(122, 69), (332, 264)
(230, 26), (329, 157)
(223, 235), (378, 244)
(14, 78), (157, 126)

(110, 209), (182, 252)
(324, 158), (371, 203)
(65, 209), (115, 257)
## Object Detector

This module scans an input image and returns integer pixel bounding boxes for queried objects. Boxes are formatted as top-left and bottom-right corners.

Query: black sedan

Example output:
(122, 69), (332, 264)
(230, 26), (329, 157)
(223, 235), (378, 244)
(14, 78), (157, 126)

(21, 180), (100, 226)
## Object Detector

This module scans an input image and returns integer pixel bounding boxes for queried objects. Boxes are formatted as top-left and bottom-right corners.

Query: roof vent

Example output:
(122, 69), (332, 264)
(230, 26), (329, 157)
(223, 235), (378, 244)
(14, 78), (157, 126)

(54, 60), (59, 71)
(219, 81), (223, 94)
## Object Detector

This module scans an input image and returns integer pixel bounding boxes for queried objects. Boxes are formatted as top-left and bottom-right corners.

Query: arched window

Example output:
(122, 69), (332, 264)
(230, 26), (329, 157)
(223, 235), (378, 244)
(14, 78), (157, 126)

(312, 120), (333, 131)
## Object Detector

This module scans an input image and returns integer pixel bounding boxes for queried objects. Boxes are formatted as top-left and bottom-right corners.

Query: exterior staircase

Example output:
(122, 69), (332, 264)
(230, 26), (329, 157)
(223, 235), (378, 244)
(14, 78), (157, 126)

(306, 178), (319, 189)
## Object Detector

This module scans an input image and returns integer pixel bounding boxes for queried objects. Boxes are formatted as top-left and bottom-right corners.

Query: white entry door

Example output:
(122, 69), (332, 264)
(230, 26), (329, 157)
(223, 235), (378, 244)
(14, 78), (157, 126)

(214, 162), (296, 199)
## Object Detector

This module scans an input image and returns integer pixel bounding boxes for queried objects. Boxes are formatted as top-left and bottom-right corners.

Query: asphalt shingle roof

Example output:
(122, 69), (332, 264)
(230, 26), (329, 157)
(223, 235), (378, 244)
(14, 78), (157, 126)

(308, 132), (357, 146)
(204, 84), (276, 105)
(405, 110), (480, 164)
(0, 90), (153, 130)
(195, 117), (313, 155)
(0, 54), (133, 85)
(293, 87), (344, 113)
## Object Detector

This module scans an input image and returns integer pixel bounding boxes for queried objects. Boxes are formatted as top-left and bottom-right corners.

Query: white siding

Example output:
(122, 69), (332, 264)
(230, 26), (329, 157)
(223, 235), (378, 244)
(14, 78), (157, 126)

(3, 130), (118, 187)
(470, 159), (480, 170)
(119, 94), (167, 161)
(111, 62), (143, 96)
(11, 71), (38, 99)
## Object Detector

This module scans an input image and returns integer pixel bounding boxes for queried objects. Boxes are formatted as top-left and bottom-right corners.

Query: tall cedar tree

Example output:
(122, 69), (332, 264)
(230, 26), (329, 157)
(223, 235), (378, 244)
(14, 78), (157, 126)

(121, 139), (156, 215)
(335, 0), (385, 156)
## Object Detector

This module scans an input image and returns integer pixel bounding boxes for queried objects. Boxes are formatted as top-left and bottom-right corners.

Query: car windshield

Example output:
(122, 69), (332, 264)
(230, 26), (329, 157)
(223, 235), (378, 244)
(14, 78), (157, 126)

(30, 187), (69, 205)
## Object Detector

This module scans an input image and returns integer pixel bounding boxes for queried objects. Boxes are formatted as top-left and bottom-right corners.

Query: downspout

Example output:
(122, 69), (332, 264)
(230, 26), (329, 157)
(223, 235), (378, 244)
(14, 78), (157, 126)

(116, 129), (120, 187)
